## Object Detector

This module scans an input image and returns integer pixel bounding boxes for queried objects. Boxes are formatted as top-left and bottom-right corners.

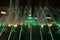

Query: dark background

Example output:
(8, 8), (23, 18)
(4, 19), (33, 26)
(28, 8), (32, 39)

(0, 0), (60, 8)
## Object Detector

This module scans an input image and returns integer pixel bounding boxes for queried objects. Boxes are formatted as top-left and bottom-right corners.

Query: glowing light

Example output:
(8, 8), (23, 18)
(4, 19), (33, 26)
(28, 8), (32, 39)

(56, 24), (60, 34)
(25, 19), (35, 23)
(13, 24), (17, 27)
(59, 25), (60, 27)
(45, 17), (51, 19)
(48, 24), (52, 27)
(34, 18), (38, 19)
(57, 24), (60, 28)
(41, 25), (44, 28)
(27, 17), (33, 19)
(32, 23), (36, 25)
(1, 11), (7, 14)
(29, 14), (32, 17)
(8, 24), (12, 27)
(1, 24), (5, 26)
(24, 13), (36, 25)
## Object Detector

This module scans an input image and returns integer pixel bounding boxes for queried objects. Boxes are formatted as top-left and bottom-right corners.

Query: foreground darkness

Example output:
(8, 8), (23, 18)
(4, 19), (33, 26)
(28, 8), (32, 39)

(0, 25), (60, 40)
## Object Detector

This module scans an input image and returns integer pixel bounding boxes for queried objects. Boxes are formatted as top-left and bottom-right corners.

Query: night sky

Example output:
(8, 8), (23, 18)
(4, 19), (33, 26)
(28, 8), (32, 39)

(0, 0), (60, 7)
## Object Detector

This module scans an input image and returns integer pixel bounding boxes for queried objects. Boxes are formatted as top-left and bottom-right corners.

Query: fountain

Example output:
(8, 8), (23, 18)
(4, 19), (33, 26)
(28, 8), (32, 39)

(0, 0), (60, 40)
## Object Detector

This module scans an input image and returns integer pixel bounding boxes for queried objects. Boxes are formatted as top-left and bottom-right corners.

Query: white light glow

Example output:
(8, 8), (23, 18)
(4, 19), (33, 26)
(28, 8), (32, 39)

(41, 25), (44, 28)
(34, 18), (38, 19)
(1, 11), (7, 14)
(14, 24), (17, 27)
(45, 17), (51, 19)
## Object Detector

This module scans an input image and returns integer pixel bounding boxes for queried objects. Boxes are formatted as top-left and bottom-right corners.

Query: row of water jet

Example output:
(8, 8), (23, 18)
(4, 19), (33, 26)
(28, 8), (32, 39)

(0, 0), (59, 40)
(36, 7), (48, 40)
(24, 7), (32, 40)
(23, 0), (33, 40)
(34, 6), (48, 40)
(44, 7), (54, 40)
(42, 2), (58, 38)
(48, 7), (60, 34)
(34, 7), (44, 40)
(8, 0), (20, 40)
(0, 6), (58, 40)
(44, 6), (60, 34)
(0, 0), (14, 36)
(7, 6), (27, 40)
(34, 6), (55, 40)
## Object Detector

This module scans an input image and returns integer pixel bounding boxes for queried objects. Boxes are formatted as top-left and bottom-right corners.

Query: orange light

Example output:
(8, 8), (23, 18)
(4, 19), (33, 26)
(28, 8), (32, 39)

(48, 24), (52, 27)
(1, 11), (7, 14)
(8, 24), (12, 27)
